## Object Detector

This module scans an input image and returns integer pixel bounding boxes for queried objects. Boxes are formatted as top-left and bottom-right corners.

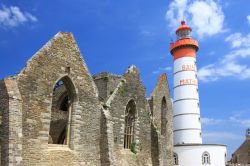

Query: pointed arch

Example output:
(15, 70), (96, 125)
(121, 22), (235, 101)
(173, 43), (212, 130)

(161, 96), (167, 135)
(49, 76), (77, 145)
(124, 99), (137, 149)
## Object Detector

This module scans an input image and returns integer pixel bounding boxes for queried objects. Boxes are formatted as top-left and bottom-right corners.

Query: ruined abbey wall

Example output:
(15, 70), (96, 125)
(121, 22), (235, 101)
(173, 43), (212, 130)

(0, 32), (173, 166)
(96, 66), (152, 166)
(150, 74), (173, 166)
(1, 33), (102, 166)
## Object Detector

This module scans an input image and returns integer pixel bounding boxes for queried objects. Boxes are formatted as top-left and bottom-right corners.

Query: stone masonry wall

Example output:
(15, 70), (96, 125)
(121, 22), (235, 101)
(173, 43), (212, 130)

(105, 65), (152, 166)
(0, 31), (174, 166)
(106, 74), (122, 100)
(150, 73), (173, 166)
(100, 108), (116, 166)
(16, 32), (102, 165)
(231, 139), (250, 164)
(93, 73), (109, 102)
(0, 79), (8, 166)
(0, 92), (2, 166)
(93, 72), (122, 102)
(0, 77), (23, 166)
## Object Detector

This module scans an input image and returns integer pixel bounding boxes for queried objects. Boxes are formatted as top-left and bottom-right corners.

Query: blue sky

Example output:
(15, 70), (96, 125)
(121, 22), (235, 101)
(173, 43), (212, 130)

(0, 0), (250, 159)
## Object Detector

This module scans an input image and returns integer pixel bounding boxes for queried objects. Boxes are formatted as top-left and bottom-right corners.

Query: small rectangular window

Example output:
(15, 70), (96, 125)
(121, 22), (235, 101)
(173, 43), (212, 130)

(66, 66), (71, 74)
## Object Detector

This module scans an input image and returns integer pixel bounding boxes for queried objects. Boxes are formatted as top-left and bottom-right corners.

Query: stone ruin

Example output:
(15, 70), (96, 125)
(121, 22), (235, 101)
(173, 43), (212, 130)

(0, 32), (173, 166)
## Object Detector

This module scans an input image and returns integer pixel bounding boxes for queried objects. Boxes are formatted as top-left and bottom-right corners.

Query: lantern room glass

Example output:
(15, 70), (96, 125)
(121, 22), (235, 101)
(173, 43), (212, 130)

(177, 29), (191, 39)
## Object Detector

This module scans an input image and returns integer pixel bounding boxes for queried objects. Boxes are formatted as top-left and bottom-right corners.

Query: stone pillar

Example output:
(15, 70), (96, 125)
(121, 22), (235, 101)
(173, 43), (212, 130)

(0, 77), (23, 166)
(66, 103), (72, 145)
(100, 107), (116, 166)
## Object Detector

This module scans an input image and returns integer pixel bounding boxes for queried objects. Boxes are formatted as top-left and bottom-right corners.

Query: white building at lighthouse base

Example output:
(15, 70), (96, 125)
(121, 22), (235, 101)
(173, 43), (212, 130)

(174, 144), (227, 166)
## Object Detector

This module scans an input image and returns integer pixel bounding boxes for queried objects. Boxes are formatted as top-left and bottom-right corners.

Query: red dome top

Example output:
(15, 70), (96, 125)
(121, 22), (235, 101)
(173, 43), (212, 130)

(176, 20), (192, 34)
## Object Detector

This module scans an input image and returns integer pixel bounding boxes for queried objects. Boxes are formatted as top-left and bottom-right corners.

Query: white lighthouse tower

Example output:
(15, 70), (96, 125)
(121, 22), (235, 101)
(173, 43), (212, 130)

(171, 20), (202, 145)
(171, 21), (202, 144)
(170, 21), (227, 166)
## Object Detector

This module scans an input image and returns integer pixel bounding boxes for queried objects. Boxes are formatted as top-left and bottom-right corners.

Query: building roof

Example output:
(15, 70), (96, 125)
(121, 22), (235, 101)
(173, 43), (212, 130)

(176, 20), (192, 34)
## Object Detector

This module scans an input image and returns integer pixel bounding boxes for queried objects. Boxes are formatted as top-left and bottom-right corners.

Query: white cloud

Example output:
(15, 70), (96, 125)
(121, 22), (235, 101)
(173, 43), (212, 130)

(152, 66), (172, 74)
(166, 0), (225, 38)
(247, 15), (250, 25)
(201, 117), (222, 125)
(0, 5), (37, 28)
(198, 31), (250, 82)
(230, 116), (250, 127)
(198, 64), (218, 82)
(225, 33), (250, 48)
(166, 0), (188, 31)
(25, 12), (37, 22)
(189, 0), (224, 38)
(196, 15), (250, 82)
(229, 111), (250, 127)
(202, 110), (250, 128)
(199, 61), (250, 81)
(203, 131), (240, 142)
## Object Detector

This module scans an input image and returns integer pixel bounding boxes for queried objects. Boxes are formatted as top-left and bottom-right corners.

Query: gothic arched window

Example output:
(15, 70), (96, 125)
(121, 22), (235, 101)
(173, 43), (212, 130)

(202, 152), (210, 165)
(174, 152), (178, 165)
(49, 76), (76, 145)
(124, 100), (136, 149)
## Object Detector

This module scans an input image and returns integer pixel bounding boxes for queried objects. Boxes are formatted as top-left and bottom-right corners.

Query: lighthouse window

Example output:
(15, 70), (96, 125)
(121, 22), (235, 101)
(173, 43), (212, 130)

(174, 153), (179, 165)
(202, 152), (210, 164)
(196, 88), (199, 93)
(177, 29), (191, 39)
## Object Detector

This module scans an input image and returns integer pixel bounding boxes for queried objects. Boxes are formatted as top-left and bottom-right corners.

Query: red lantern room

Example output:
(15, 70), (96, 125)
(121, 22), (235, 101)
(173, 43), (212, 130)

(170, 20), (199, 60)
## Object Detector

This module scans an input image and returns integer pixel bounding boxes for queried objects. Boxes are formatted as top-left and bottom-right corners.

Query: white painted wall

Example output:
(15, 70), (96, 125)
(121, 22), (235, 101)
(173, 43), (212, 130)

(174, 130), (202, 144)
(174, 86), (199, 100)
(173, 55), (202, 144)
(174, 71), (197, 87)
(173, 100), (200, 115)
(174, 57), (196, 73)
(174, 145), (227, 166)
(174, 114), (201, 129)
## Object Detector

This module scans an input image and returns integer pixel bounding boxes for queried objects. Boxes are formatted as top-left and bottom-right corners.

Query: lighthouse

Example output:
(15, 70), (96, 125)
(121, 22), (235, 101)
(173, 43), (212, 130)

(170, 21), (227, 166)
(170, 20), (201, 145)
